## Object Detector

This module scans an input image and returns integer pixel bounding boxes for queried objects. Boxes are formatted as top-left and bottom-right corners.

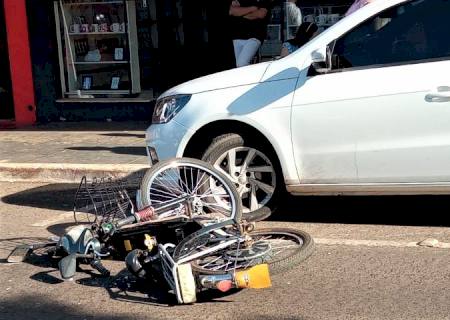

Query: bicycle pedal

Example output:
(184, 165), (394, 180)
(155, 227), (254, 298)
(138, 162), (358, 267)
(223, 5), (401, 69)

(7, 245), (32, 263)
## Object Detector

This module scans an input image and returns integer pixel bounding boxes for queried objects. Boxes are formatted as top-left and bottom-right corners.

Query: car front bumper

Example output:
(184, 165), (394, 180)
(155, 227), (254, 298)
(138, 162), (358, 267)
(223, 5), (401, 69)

(145, 120), (191, 165)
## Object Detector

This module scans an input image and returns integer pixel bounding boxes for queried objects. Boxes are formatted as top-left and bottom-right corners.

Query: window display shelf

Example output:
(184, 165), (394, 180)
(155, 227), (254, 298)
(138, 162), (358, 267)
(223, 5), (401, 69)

(67, 90), (129, 95)
(63, 1), (125, 6)
(69, 32), (126, 36)
(72, 61), (129, 64)
(54, 0), (141, 97)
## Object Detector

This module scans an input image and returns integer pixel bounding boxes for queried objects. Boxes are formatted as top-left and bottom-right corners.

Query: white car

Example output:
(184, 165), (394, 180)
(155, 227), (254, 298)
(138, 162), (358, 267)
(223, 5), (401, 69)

(146, 0), (450, 216)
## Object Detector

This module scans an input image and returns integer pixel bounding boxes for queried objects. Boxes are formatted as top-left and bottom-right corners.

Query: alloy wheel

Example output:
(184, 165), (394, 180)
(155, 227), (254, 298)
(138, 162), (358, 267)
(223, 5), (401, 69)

(212, 147), (276, 213)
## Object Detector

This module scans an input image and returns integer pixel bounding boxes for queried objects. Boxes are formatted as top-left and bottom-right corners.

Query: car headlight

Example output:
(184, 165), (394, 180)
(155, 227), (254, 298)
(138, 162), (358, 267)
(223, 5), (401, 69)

(152, 94), (191, 124)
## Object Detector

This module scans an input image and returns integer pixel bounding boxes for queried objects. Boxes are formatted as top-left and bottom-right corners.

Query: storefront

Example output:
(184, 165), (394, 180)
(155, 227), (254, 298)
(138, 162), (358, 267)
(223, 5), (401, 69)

(51, 0), (235, 102)
(3, 0), (353, 126)
(31, 0), (236, 122)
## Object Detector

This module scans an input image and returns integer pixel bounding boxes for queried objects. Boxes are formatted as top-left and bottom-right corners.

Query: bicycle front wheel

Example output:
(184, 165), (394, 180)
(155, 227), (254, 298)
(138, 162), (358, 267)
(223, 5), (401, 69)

(189, 228), (314, 276)
(140, 158), (242, 222)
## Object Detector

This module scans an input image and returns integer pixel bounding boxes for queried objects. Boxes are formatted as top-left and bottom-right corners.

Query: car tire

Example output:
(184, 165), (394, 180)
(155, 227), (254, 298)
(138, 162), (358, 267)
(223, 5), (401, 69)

(201, 133), (282, 221)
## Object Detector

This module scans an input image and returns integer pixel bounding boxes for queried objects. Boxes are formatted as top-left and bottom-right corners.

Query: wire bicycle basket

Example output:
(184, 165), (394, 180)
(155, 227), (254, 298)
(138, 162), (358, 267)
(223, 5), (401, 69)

(73, 175), (143, 225)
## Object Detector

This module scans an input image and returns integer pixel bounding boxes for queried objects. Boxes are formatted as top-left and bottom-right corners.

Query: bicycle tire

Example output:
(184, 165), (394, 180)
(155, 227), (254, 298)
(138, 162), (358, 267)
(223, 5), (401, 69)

(188, 228), (315, 276)
(140, 158), (242, 223)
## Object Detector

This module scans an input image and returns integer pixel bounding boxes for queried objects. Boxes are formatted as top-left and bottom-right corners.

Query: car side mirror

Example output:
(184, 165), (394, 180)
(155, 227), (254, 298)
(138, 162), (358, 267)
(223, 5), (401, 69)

(311, 46), (332, 74)
(311, 48), (326, 63)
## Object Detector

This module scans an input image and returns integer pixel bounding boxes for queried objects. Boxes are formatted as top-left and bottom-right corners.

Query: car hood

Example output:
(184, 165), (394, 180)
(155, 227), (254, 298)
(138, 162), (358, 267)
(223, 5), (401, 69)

(160, 61), (273, 98)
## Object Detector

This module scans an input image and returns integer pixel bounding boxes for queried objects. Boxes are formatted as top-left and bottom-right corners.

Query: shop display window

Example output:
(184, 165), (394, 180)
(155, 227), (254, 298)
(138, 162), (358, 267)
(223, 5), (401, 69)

(300, 4), (351, 34)
(260, 1), (351, 61)
(54, 0), (141, 97)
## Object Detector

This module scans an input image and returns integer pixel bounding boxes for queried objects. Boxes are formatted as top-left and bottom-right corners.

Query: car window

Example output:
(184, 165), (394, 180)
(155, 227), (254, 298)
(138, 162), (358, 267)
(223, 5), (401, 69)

(331, 0), (450, 71)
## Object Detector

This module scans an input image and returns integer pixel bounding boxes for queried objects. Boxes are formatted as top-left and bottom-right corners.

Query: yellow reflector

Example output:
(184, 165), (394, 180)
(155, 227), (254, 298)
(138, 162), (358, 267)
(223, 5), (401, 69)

(144, 234), (154, 251)
(235, 264), (272, 289)
(123, 240), (132, 252)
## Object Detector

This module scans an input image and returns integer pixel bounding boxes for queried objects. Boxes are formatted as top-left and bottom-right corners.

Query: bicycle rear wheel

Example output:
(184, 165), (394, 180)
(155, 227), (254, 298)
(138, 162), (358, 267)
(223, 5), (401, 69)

(140, 158), (242, 222)
(188, 228), (314, 276)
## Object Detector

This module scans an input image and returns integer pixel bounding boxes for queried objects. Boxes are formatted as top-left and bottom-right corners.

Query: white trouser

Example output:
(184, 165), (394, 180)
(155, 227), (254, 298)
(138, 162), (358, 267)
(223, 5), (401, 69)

(233, 38), (261, 67)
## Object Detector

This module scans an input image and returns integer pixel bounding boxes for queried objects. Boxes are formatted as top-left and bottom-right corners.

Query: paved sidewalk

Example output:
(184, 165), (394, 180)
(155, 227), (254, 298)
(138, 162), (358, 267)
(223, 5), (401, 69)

(0, 122), (151, 182)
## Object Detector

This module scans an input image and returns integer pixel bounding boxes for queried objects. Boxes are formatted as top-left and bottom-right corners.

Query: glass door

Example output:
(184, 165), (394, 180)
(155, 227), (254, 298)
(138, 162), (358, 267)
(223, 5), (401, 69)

(0, 0), (14, 119)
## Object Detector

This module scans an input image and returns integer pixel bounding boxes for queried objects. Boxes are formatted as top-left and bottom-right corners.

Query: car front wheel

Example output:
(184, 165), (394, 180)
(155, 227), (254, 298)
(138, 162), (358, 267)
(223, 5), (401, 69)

(201, 133), (281, 220)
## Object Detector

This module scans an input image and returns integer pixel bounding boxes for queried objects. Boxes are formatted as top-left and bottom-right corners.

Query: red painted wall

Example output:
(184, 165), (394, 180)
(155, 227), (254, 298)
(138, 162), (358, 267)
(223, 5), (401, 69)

(3, 0), (36, 126)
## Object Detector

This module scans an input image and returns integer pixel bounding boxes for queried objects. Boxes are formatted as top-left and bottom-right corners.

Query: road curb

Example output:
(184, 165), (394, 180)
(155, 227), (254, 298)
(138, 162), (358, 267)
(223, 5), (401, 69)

(0, 163), (150, 183)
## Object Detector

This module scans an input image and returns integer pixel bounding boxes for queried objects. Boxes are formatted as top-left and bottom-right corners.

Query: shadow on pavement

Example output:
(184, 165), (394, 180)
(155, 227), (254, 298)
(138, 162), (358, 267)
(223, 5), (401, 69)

(2, 238), (239, 307)
(66, 146), (147, 156)
(100, 133), (145, 139)
(30, 270), (65, 285)
(0, 294), (138, 320)
(270, 194), (450, 227)
(2, 183), (78, 211)
(77, 268), (238, 306)
(1, 293), (305, 319)
(0, 228), (238, 306)
(3, 181), (450, 227)
(2, 171), (145, 213)
(77, 268), (176, 306)
(46, 222), (78, 238)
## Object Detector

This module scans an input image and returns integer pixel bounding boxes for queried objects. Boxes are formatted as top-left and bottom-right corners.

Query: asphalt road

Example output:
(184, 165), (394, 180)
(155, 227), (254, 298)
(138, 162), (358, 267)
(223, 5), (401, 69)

(1, 182), (449, 320)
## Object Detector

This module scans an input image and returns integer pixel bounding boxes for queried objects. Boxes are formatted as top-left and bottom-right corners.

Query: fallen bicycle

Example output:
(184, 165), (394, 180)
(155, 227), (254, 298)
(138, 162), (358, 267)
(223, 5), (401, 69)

(8, 158), (315, 304)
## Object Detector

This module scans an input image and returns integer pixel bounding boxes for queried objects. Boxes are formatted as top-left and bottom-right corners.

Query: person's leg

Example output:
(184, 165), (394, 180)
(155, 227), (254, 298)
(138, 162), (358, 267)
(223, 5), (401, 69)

(236, 38), (261, 67)
(233, 39), (245, 67)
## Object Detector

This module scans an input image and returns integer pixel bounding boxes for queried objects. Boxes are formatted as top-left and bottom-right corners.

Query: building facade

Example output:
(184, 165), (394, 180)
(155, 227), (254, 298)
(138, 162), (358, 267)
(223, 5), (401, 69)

(1, 0), (352, 127)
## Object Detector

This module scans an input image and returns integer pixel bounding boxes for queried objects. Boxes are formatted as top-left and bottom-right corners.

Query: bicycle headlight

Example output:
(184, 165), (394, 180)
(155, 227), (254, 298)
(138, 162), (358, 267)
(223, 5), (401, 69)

(152, 94), (191, 124)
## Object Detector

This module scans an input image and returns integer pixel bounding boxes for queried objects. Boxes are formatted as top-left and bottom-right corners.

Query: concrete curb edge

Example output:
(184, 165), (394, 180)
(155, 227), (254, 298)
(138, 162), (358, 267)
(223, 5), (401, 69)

(0, 163), (150, 183)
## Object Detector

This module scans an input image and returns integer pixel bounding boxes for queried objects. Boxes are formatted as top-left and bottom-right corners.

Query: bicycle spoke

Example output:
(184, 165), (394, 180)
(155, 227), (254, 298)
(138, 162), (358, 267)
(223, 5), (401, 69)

(153, 177), (184, 196)
(180, 167), (188, 194)
(200, 255), (223, 267)
(156, 171), (181, 192)
(191, 171), (207, 195)
(198, 193), (230, 199)
(149, 186), (183, 199)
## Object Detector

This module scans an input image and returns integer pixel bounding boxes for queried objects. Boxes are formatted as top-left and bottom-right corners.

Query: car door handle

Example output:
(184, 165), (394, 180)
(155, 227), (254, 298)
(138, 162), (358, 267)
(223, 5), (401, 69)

(426, 86), (450, 102)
